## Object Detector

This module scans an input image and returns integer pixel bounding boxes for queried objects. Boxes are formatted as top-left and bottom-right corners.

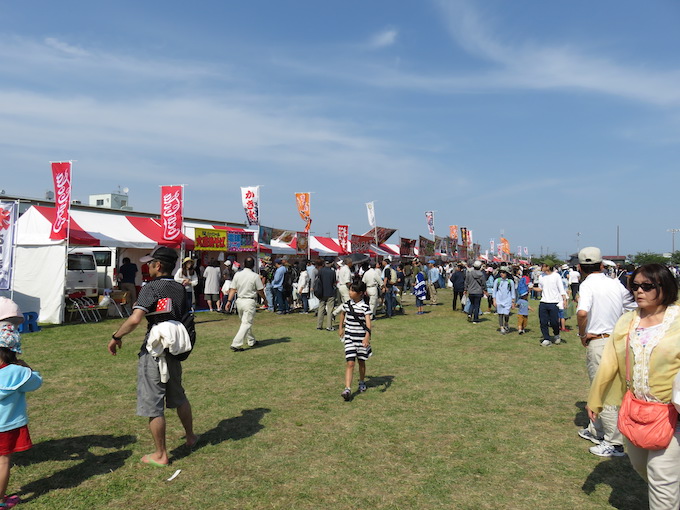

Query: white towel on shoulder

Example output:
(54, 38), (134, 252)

(146, 320), (192, 383)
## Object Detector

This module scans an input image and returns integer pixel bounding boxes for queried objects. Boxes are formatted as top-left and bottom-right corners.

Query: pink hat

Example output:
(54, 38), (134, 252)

(0, 297), (23, 325)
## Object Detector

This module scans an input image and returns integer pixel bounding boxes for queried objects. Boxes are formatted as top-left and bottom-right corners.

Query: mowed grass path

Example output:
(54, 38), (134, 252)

(14, 289), (647, 509)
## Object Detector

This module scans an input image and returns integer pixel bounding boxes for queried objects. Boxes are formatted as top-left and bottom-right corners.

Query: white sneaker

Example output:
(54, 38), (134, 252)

(589, 441), (625, 457)
(541, 339), (552, 347)
(553, 335), (561, 344)
(578, 428), (602, 445)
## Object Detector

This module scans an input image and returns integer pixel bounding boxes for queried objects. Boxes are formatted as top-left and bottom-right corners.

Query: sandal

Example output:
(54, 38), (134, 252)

(0, 495), (20, 508)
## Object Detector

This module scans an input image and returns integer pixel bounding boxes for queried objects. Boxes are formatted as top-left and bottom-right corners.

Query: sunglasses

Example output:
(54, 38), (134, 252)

(630, 282), (658, 292)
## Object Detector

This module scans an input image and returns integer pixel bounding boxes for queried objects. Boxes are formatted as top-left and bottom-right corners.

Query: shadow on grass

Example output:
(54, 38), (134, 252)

(256, 337), (291, 347)
(170, 408), (270, 461)
(14, 434), (136, 503)
(582, 456), (648, 509)
(366, 375), (394, 393)
(574, 401), (589, 428)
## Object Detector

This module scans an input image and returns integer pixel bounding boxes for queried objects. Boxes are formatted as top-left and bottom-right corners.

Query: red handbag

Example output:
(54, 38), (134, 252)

(617, 328), (678, 450)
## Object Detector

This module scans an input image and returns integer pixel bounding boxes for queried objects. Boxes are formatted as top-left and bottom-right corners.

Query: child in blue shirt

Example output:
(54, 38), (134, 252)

(0, 298), (42, 508)
(515, 293), (533, 335)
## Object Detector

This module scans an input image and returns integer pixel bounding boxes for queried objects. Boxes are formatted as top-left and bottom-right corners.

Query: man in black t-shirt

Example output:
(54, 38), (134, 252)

(109, 246), (198, 467)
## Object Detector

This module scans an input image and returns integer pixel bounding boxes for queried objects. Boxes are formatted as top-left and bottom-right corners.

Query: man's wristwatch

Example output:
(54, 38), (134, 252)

(112, 334), (122, 341)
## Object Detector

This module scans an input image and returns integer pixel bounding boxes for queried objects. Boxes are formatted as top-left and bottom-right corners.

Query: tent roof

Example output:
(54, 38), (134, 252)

(17, 206), (194, 249)
(310, 236), (345, 256)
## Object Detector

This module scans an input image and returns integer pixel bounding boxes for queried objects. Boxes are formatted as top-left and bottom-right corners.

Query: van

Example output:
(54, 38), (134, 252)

(66, 249), (99, 297)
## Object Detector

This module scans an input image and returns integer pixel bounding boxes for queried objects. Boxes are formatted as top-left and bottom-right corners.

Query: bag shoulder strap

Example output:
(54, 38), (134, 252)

(347, 301), (370, 333)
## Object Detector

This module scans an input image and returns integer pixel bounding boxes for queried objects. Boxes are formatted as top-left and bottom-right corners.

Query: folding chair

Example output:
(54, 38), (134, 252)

(66, 293), (90, 323)
(109, 290), (130, 318)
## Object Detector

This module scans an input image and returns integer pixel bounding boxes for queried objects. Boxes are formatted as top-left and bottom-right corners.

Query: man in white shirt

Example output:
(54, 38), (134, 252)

(362, 261), (383, 318)
(226, 257), (268, 351)
(568, 267), (581, 304)
(536, 264), (568, 346)
(576, 246), (636, 457)
(333, 258), (353, 318)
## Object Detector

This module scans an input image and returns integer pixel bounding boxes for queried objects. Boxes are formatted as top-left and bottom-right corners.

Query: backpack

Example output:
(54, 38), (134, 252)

(388, 267), (397, 285)
(313, 275), (323, 299)
(283, 268), (294, 292)
(517, 276), (529, 297)
(172, 310), (196, 362)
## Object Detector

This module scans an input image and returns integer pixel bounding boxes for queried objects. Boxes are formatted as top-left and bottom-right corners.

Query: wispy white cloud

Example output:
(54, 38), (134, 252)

(273, 1), (680, 107)
(368, 28), (398, 49)
(433, 0), (680, 106)
(0, 36), (222, 88)
(44, 37), (90, 57)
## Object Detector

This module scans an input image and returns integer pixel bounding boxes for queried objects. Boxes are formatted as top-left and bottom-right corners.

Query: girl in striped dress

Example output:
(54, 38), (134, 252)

(338, 282), (372, 401)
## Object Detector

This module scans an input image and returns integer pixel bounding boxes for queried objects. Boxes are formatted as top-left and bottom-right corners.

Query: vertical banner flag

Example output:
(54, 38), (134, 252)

(0, 202), (17, 290)
(295, 192), (312, 232)
(467, 229), (473, 248)
(50, 161), (72, 241)
(338, 225), (349, 253)
(160, 185), (183, 242)
(366, 202), (376, 229)
(500, 237), (510, 254)
(490, 239), (495, 253)
(425, 211), (435, 236)
(524, 246), (529, 256)
(517, 246), (522, 257)
(241, 186), (260, 227)
(449, 225), (458, 241)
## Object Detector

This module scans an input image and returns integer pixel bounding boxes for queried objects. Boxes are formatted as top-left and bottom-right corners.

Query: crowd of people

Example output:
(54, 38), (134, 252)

(1, 245), (680, 507)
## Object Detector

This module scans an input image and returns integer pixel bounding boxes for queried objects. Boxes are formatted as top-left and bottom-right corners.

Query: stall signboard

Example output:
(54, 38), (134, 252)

(194, 228), (227, 251)
(351, 235), (372, 254)
(297, 232), (309, 254)
(419, 236), (435, 257)
(228, 232), (256, 252)
(259, 226), (273, 244)
(362, 227), (396, 245)
(400, 237), (416, 256)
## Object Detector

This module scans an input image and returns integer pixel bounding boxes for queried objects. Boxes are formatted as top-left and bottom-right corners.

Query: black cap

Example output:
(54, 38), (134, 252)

(140, 246), (178, 265)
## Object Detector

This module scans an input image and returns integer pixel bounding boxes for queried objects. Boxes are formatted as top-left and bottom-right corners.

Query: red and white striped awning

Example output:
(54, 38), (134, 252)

(17, 206), (194, 249)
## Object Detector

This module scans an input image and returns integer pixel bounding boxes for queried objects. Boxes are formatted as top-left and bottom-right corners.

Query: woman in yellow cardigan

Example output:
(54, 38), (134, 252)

(587, 263), (680, 510)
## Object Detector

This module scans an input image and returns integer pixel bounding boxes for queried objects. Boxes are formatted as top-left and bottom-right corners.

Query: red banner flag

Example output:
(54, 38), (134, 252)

(338, 225), (349, 253)
(161, 185), (183, 242)
(50, 162), (72, 240)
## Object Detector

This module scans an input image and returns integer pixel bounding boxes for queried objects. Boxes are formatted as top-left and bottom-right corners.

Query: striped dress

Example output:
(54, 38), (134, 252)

(342, 299), (373, 361)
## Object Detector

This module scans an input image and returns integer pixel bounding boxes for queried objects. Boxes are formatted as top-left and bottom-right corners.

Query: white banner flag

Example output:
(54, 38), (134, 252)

(241, 186), (260, 226)
(0, 202), (17, 290)
(366, 202), (376, 229)
(425, 211), (434, 236)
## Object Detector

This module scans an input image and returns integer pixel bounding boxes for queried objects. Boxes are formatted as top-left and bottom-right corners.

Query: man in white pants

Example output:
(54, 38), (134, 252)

(362, 260), (383, 318)
(576, 246), (636, 457)
(226, 257), (268, 352)
(333, 258), (353, 317)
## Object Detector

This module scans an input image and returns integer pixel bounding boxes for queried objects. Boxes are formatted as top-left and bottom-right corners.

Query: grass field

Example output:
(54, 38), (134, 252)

(11, 289), (648, 509)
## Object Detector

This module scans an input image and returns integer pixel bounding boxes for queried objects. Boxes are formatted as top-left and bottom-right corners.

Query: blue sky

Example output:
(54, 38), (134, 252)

(1, 0), (679, 259)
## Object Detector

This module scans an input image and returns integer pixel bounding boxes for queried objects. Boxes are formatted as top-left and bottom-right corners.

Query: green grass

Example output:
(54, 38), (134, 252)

(12, 290), (647, 509)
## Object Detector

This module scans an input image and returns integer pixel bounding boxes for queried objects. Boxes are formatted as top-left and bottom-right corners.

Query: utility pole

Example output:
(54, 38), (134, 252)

(668, 228), (680, 253)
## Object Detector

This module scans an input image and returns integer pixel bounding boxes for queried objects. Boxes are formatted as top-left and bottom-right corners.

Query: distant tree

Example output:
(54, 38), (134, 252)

(531, 253), (564, 268)
(631, 252), (668, 266)
(670, 251), (680, 265)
